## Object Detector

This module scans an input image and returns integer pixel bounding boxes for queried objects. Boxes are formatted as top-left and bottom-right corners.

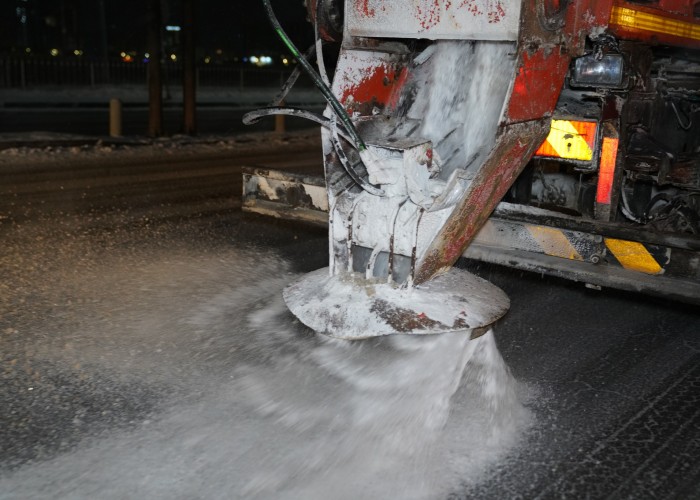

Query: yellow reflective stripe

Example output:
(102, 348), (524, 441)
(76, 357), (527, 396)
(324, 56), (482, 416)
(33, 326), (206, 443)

(605, 238), (663, 274)
(527, 225), (583, 261)
(545, 120), (594, 160)
(611, 6), (700, 41)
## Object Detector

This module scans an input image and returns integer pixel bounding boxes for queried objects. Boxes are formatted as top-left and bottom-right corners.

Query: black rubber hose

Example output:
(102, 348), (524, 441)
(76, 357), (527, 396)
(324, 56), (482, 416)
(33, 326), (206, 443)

(242, 106), (354, 144)
(269, 44), (315, 107)
(329, 116), (384, 196)
(313, 0), (331, 86)
(262, 0), (367, 152)
(244, 107), (382, 195)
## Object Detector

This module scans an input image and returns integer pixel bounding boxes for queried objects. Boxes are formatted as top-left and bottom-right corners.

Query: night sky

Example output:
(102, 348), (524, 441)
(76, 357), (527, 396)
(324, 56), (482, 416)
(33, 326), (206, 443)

(1, 0), (313, 59)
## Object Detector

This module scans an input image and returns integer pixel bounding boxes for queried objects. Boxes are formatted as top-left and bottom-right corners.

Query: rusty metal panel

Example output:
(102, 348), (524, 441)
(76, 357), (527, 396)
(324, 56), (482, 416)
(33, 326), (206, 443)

(505, 49), (572, 123)
(332, 49), (409, 116)
(242, 168), (328, 211)
(346, 0), (522, 41)
(414, 119), (550, 283)
(503, 0), (614, 122)
(242, 168), (329, 225)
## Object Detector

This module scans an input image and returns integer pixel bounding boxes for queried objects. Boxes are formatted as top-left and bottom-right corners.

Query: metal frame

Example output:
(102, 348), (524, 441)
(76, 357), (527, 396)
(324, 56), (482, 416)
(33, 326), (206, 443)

(242, 167), (700, 305)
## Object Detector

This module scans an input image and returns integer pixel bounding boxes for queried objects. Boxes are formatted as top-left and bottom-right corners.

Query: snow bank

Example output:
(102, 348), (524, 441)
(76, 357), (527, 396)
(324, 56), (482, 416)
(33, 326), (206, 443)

(0, 130), (322, 169)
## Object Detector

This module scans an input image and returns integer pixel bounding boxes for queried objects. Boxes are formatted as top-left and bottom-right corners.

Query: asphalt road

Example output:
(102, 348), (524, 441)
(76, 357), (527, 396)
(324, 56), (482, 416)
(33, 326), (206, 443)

(0, 139), (698, 499)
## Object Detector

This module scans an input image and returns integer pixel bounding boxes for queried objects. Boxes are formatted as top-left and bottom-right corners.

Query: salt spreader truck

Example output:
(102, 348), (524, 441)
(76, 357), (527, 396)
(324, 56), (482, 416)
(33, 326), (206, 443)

(243, 0), (700, 339)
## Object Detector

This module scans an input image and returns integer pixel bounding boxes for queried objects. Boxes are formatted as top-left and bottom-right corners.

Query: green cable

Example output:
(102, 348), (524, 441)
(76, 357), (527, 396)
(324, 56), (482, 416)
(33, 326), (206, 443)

(263, 0), (367, 152)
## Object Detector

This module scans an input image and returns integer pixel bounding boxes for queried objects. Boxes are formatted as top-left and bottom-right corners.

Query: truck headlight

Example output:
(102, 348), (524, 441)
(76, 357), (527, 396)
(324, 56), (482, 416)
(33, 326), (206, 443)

(571, 54), (624, 88)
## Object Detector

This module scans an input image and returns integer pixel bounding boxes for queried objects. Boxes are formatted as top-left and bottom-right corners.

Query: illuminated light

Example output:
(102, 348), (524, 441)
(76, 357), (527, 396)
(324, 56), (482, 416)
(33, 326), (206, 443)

(282, 58), (289, 65)
(123, 54), (133, 62)
(204, 56), (211, 64)
(250, 55), (273, 67)
(50, 48), (59, 57)
(73, 49), (83, 56)
(604, 238), (662, 274)
(170, 53), (177, 61)
(25, 47), (31, 54)
(144, 52), (150, 59)
(120, 51), (127, 58)
(595, 136), (619, 204)
(610, 6), (700, 41)
(215, 48), (223, 55)
(165, 25), (181, 31)
(535, 119), (597, 161)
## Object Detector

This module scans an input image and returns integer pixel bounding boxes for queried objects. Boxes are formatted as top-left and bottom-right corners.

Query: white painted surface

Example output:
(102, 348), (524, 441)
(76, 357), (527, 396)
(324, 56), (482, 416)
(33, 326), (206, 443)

(346, 0), (522, 41)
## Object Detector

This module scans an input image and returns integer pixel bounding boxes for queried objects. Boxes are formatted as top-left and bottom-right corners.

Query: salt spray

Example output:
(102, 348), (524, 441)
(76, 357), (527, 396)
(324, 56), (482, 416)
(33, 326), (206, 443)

(237, 288), (531, 499)
(0, 249), (532, 499)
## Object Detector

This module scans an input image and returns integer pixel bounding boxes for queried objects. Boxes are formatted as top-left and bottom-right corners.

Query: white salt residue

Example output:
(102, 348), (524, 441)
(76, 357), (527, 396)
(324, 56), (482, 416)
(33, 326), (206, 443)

(346, 0), (521, 41)
(406, 41), (516, 180)
(232, 300), (531, 499)
(284, 267), (509, 339)
(253, 176), (329, 211)
(237, 327), (477, 499)
(0, 250), (531, 500)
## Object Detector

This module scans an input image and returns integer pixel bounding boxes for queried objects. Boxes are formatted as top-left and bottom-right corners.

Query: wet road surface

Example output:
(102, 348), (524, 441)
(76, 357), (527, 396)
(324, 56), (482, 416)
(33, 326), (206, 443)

(0, 138), (698, 499)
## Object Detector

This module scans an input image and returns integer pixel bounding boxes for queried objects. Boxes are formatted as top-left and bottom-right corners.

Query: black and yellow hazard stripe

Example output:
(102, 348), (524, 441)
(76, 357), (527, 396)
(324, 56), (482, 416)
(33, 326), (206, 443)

(475, 220), (669, 275)
(525, 225), (585, 261)
(604, 238), (666, 275)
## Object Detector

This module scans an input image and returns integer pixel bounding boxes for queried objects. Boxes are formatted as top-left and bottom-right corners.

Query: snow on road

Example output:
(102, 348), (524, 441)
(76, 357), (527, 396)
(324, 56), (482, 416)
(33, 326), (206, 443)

(0, 129), (322, 168)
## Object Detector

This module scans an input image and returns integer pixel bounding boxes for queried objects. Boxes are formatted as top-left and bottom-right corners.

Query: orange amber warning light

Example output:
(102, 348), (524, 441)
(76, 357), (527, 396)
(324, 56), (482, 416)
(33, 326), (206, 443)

(534, 119), (598, 161)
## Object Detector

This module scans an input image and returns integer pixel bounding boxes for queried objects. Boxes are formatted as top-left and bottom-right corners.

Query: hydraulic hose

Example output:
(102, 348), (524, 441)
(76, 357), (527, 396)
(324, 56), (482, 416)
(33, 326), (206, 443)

(262, 0), (366, 152)
(330, 115), (384, 196)
(313, 0), (331, 87)
(243, 106), (354, 144)
(269, 45), (316, 107)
